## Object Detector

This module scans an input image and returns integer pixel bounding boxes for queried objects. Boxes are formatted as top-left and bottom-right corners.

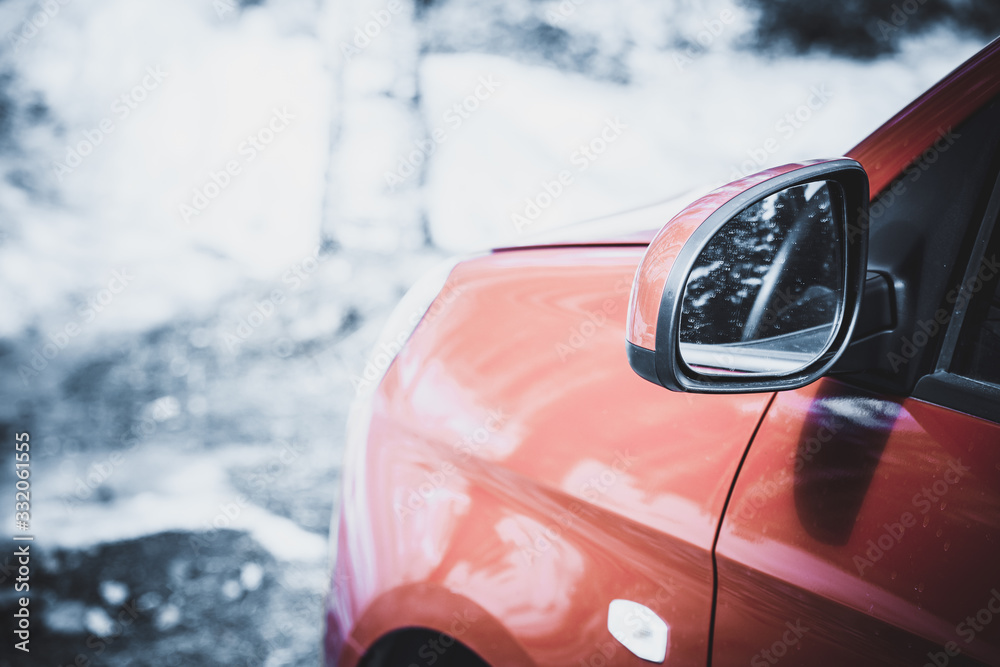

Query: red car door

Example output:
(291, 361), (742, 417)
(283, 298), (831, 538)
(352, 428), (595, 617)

(713, 379), (1000, 666)
(710, 95), (1000, 665)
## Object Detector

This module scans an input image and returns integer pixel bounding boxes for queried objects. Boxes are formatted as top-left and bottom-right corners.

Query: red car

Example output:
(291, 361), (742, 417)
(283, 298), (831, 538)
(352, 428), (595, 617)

(326, 38), (1000, 666)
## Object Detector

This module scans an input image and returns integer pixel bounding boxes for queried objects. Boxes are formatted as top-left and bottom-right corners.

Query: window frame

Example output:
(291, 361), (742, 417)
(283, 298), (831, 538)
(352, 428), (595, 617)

(913, 166), (1000, 423)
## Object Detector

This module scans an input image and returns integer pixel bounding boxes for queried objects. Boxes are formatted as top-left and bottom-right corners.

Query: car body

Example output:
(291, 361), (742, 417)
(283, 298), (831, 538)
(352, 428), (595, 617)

(326, 37), (1000, 666)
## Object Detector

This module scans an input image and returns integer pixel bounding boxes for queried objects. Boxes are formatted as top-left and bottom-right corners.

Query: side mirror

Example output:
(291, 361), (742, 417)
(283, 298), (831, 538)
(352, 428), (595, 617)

(626, 159), (869, 393)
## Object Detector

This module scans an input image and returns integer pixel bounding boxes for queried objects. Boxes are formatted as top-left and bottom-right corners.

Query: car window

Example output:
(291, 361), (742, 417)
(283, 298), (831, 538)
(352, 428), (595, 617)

(852, 93), (1000, 396)
(951, 220), (1000, 384)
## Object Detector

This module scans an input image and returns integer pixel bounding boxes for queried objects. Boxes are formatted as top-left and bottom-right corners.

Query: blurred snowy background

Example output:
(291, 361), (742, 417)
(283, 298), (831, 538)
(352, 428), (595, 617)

(0, 0), (996, 664)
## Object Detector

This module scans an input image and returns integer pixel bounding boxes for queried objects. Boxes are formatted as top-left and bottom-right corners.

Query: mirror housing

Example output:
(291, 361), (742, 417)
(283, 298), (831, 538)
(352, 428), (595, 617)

(626, 159), (869, 393)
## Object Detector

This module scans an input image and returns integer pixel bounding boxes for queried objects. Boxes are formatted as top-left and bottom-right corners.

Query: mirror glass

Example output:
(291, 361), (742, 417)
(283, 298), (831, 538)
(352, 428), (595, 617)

(679, 180), (844, 375)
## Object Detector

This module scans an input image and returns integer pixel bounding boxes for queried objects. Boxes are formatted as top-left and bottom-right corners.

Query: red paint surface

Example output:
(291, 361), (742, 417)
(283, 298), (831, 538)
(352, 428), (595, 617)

(714, 379), (1000, 666)
(329, 248), (772, 666)
(326, 38), (1000, 667)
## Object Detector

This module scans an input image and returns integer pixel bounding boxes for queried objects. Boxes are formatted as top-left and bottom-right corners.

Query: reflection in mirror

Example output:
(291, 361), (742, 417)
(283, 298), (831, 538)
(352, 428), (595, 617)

(680, 180), (844, 375)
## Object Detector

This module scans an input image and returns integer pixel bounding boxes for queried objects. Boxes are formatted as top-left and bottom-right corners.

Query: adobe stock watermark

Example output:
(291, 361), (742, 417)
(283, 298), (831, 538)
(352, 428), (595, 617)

(338, 0), (404, 62)
(350, 277), (464, 396)
(925, 587), (1000, 666)
(244, 439), (308, 500)
(190, 442), (317, 555)
(634, 579), (679, 620)
(213, 0), (236, 19)
(580, 449), (635, 502)
(673, 8), (738, 71)
(186, 441), (311, 558)
(729, 84), (833, 181)
(6, 0), (73, 54)
(757, 281), (834, 335)
(411, 610), (480, 664)
(886, 253), (998, 372)
(63, 451), (128, 513)
(518, 502), (585, 566)
(18, 269), (135, 386)
(224, 291), (285, 352)
(383, 75), (502, 192)
(0, 555), (20, 587)
(555, 274), (631, 361)
(65, 404), (171, 511)
(579, 640), (618, 667)
(222, 245), (329, 352)
(212, 0), (250, 19)
(54, 598), (142, 667)
(736, 416), (844, 521)
(847, 126), (961, 245)
(545, 0), (587, 24)
(179, 107), (295, 224)
(270, 566), (344, 621)
(853, 458), (970, 576)
(580, 581), (680, 667)
(751, 620), (810, 666)
(189, 494), (252, 555)
(52, 66), (168, 182)
(555, 299), (618, 361)
(875, 0), (930, 43)
(62, 396), (181, 513)
(512, 117), (628, 234)
(518, 449), (635, 565)
(393, 409), (507, 521)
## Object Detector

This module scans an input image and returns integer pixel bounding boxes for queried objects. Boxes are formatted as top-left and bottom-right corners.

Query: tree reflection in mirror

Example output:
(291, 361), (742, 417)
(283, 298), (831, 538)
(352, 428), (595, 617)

(680, 181), (844, 375)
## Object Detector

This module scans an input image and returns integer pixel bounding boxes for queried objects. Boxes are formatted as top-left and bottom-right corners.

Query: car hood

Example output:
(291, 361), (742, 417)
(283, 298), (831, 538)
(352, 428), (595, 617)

(495, 184), (715, 250)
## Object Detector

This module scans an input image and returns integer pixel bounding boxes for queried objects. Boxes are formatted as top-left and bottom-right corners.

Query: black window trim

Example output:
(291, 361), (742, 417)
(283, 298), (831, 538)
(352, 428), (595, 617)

(913, 372), (1000, 423)
(913, 165), (1000, 423)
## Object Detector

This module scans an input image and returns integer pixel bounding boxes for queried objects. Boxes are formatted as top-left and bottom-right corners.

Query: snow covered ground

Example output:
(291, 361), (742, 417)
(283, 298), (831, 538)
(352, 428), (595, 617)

(0, 0), (991, 664)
